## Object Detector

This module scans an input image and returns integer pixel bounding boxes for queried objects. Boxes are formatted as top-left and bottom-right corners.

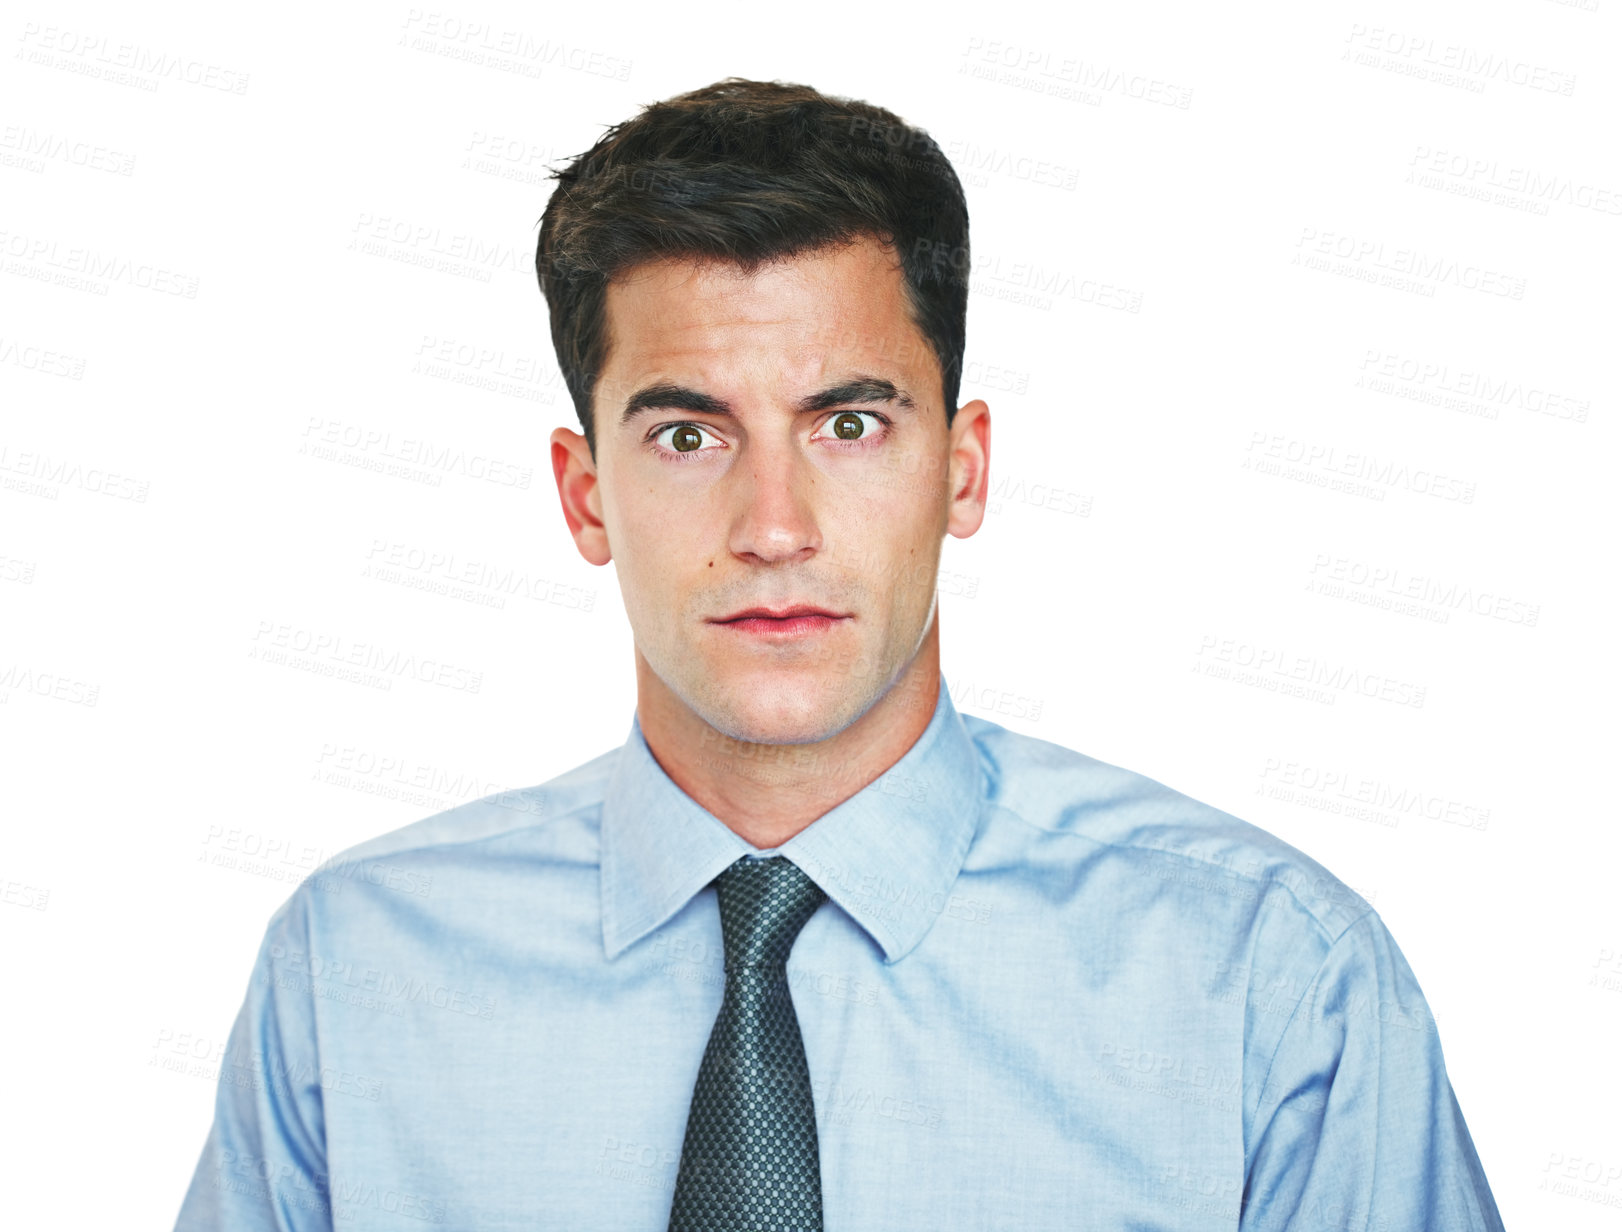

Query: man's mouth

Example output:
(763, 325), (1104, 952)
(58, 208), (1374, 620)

(708, 605), (851, 637)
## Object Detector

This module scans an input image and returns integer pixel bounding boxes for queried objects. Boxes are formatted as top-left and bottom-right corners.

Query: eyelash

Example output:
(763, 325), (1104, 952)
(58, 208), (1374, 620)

(645, 411), (893, 462)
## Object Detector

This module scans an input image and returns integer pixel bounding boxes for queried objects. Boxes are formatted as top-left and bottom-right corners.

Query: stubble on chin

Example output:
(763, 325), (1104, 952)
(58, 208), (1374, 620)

(664, 652), (882, 747)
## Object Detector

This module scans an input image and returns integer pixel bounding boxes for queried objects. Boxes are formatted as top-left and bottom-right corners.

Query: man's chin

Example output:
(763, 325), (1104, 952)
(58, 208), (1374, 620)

(687, 666), (875, 746)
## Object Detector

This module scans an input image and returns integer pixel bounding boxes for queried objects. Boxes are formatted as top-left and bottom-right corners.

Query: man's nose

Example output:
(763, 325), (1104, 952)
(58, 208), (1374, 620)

(726, 443), (823, 564)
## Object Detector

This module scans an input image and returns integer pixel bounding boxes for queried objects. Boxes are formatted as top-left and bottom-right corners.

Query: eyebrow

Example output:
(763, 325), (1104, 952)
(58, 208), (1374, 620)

(618, 375), (916, 427)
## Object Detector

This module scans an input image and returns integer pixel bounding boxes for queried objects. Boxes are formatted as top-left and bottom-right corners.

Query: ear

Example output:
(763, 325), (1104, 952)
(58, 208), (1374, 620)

(945, 399), (990, 539)
(551, 427), (612, 566)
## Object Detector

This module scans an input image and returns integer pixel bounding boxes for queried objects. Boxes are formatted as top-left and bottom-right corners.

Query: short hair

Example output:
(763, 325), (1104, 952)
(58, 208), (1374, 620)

(535, 77), (970, 454)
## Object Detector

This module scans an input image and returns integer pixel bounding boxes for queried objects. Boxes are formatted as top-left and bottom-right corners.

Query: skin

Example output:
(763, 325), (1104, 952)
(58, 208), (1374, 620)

(551, 234), (990, 848)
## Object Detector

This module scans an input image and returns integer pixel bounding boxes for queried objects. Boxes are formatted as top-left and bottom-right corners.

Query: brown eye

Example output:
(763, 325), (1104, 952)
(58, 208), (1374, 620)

(672, 425), (703, 452)
(832, 413), (865, 440)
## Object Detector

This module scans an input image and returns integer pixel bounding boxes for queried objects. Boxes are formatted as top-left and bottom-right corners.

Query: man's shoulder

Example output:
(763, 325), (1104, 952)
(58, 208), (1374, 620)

(961, 713), (1371, 942)
(304, 741), (620, 885)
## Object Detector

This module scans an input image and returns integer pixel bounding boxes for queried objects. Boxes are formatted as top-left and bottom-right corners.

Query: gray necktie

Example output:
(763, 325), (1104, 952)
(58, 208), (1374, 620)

(667, 855), (829, 1232)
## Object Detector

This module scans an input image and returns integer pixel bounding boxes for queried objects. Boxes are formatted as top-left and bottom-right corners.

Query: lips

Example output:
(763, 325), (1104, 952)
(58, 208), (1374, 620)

(712, 605), (846, 623)
(708, 604), (851, 637)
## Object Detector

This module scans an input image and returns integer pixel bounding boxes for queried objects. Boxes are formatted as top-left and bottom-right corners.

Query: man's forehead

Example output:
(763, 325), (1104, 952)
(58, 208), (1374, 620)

(609, 234), (903, 294)
(603, 317), (925, 380)
(599, 245), (932, 399)
(607, 248), (906, 334)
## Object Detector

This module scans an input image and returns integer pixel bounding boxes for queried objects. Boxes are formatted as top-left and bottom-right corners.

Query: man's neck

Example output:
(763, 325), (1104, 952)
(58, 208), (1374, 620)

(634, 631), (943, 849)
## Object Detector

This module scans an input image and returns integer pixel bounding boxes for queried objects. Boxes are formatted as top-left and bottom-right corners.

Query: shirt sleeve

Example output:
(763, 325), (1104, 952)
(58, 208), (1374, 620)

(1240, 909), (1504, 1232)
(172, 889), (332, 1232)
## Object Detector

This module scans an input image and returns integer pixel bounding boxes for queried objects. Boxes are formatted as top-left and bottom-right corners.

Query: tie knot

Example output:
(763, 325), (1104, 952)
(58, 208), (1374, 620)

(713, 856), (827, 972)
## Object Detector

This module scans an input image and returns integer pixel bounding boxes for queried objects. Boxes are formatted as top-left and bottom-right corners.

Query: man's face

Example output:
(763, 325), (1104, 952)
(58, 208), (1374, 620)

(559, 234), (986, 745)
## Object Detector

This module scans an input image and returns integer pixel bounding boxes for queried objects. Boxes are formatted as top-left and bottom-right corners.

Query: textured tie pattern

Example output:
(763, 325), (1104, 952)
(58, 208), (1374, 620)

(667, 856), (829, 1232)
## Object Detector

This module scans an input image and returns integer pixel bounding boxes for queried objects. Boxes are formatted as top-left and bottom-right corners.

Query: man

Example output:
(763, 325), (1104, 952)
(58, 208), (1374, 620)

(174, 79), (1504, 1230)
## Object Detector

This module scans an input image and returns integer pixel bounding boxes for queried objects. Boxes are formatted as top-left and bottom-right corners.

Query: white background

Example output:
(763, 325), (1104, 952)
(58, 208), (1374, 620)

(2, 0), (1619, 1226)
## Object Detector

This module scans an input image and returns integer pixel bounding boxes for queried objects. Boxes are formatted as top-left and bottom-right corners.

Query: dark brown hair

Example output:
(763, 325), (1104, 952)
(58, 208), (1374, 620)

(535, 77), (970, 453)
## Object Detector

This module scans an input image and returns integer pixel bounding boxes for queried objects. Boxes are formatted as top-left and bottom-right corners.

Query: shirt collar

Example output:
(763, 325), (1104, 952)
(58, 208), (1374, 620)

(600, 675), (983, 966)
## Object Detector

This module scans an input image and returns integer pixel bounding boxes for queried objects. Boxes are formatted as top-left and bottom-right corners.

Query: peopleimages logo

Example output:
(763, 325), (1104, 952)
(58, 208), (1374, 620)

(1292, 228), (1526, 300)
(1258, 758), (1491, 831)
(299, 417), (533, 489)
(265, 944), (497, 1020)
(1308, 554), (1540, 627)
(1, 230), (200, 298)
(0, 126), (137, 175)
(1344, 24), (1577, 95)
(1195, 634), (1427, 709)
(0, 337), (88, 379)
(0, 444), (150, 502)
(16, 24), (251, 94)
(1243, 431), (1477, 504)
(398, 10), (631, 81)
(959, 37), (1194, 109)
(248, 620), (484, 694)
(1407, 146), (1622, 216)
(1357, 349), (1589, 424)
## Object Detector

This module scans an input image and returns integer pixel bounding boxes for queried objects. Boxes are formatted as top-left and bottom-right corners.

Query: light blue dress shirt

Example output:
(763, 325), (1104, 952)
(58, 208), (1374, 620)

(174, 677), (1504, 1230)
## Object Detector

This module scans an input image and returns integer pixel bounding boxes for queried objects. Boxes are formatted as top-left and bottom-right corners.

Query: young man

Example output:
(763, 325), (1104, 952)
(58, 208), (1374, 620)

(174, 80), (1504, 1230)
